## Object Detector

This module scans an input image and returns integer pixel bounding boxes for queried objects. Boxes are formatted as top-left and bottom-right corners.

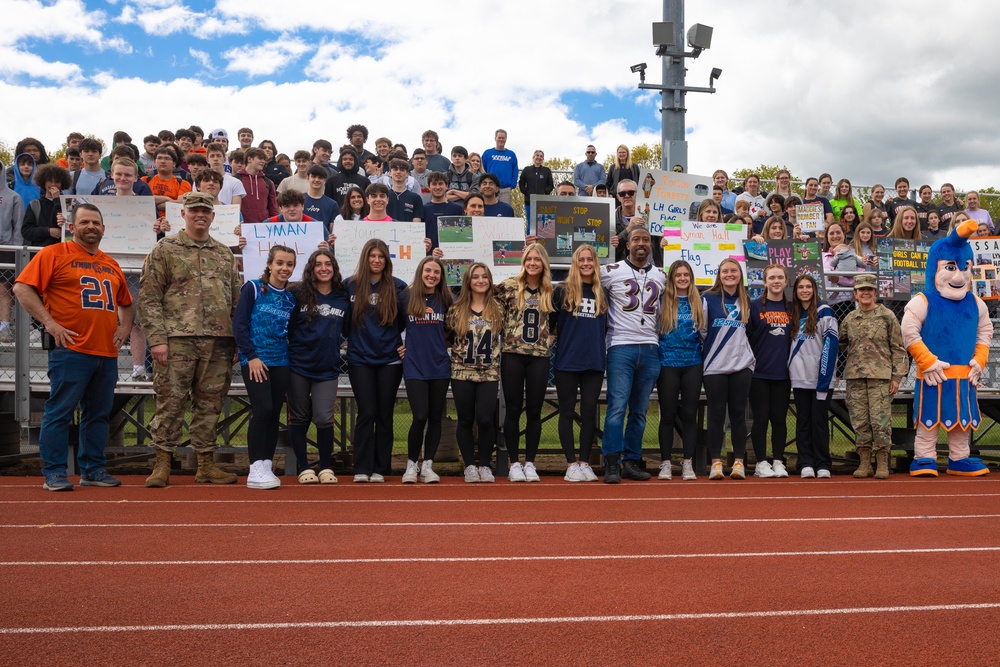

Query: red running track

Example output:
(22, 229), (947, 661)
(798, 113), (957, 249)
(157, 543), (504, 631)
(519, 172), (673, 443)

(0, 475), (997, 666)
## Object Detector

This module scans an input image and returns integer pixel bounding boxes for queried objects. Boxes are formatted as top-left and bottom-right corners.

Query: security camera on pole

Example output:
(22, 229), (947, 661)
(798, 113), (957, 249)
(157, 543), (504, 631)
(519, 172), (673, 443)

(631, 1), (722, 172)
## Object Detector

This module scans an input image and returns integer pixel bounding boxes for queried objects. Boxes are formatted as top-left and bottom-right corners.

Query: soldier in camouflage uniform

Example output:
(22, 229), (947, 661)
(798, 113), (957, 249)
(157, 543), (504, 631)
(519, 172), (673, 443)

(137, 191), (242, 487)
(839, 273), (909, 478)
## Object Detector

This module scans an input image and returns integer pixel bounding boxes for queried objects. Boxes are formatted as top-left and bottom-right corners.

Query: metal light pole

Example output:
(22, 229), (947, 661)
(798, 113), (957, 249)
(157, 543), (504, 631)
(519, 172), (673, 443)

(633, 0), (721, 172)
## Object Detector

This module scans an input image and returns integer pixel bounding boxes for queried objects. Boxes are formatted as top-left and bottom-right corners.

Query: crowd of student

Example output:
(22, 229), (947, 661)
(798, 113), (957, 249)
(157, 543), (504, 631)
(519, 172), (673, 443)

(3, 125), (994, 488)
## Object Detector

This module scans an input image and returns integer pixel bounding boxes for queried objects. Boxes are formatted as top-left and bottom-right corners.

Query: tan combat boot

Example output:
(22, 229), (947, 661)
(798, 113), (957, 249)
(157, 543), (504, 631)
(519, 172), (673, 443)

(195, 452), (237, 484)
(853, 448), (873, 478)
(874, 450), (890, 479)
(145, 450), (172, 488)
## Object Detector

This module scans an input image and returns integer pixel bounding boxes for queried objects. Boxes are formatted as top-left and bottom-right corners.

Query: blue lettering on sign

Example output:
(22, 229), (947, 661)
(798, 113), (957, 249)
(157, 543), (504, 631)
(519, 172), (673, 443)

(680, 249), (701, 267)
(704, 263), (718, 276)
(259, 223), (309, 237)
(667, 204), (685, 214)
(652, 202), (664, 211)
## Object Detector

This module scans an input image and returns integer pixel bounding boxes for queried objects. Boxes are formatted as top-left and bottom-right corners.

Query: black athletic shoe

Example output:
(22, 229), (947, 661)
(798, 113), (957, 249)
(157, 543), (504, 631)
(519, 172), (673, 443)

(621, 459), (651, 481)
(603, 457), (621, 484)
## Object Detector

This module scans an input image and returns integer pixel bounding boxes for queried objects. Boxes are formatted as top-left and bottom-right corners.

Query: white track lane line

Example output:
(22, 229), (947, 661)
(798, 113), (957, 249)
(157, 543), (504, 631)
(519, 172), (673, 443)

(4, 546), (1000, 567)
(3, 513), (1000, 528)
(2, 603), (999, 634)
(2, 492), (999, 504)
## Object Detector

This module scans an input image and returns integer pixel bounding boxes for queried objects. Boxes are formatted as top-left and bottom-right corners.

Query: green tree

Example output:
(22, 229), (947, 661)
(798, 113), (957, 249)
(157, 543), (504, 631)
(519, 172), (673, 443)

(544, 157), (574, 172)
(603, 143), (662, 171)
(731, 164), (801, 195)
(0, 140), (11, 170)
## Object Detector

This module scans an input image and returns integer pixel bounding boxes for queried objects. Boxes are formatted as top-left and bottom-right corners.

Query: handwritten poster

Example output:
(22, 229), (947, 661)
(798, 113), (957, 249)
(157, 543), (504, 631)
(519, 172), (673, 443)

(333, 220), (425, 281)
(635, 170), (714, 236)
(165, 203), (241, 248)
(743, 239), (824, 300)
(795, 203), (825, 234)
(661, 220), (746, 286)
(528, 195), (612, 264)
(971, 236), (1000, 299)
(437, 216), (527, 284)
(241, 221), (325, 283)
(876, 238), (929, 300)
(60, 195), (158, 261)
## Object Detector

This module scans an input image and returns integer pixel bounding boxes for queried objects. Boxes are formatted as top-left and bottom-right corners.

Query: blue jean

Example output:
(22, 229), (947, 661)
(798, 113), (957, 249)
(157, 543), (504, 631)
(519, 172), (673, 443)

(40, 347), (118, 476)
(602, 344), (659, 461)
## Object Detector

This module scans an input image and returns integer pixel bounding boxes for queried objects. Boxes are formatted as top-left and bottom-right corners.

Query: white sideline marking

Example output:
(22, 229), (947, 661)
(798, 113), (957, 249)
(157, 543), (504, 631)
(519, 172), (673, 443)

(1, 492), (999, 505)
(2, 603), (999, 634)
(3, 513), (1000, 529)
(4, 546), (1000, 567)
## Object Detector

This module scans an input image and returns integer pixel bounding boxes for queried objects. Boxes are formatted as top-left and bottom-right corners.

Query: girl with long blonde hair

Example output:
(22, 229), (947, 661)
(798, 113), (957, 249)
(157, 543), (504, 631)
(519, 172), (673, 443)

(700, 258), (755, 480)
(656, 260), (706, 481)
(552, 245), (608, 482)
(495, 243), (555, 481)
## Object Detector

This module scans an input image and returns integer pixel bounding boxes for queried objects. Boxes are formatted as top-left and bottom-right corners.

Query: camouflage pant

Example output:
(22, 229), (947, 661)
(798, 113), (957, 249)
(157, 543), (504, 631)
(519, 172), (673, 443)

(846, 379), (892, 453)
(149, 336), (235, 454)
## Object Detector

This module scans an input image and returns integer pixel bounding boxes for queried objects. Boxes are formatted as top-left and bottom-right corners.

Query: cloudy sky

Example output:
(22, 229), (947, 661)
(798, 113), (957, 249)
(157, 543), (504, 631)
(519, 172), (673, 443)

(3, 0), (999, 191)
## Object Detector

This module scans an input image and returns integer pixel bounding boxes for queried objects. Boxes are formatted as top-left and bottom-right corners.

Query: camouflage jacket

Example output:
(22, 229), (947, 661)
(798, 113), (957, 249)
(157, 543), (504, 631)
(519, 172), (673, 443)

(839, 304), (909, 381)
(138, 230), (241, 346)
(494, 277), (553, 357)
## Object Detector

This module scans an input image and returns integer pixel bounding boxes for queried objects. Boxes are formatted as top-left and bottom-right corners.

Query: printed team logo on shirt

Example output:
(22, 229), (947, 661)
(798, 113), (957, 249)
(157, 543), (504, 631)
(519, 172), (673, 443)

(313, 304), (345, 318)
(577, 297), (597, 318)
(713, 303), (745, 329)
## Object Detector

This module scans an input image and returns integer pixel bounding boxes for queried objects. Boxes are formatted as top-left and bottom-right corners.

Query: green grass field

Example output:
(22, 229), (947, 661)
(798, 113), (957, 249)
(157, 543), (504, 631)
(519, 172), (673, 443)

(438, 226), (474, 243)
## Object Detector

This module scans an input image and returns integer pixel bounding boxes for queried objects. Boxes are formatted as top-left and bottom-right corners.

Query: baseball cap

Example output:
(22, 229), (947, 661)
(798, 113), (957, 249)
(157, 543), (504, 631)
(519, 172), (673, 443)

(854, 273), (876, 289)
(183, 191), (215, 210)
(210, 128), (228, 140)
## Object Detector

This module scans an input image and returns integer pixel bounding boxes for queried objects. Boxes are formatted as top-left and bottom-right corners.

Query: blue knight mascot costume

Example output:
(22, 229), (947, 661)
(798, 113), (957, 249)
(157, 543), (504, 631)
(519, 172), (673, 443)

(901, 218), (992, 476)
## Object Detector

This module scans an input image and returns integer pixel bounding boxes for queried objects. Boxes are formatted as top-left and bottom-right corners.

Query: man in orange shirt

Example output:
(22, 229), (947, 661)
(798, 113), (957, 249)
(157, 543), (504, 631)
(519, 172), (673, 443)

(143, 148), (192, 216)
(13, 203), (134, 491)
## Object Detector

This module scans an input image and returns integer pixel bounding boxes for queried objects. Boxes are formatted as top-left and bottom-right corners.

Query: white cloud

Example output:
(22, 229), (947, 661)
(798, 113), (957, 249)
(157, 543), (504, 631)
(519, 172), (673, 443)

(127, 1), (247, 38)
(5, 0), (1000, 192)
(0, 47), (82, 81)
(188, 48), (215, 74)
(224, 37), (312, 77)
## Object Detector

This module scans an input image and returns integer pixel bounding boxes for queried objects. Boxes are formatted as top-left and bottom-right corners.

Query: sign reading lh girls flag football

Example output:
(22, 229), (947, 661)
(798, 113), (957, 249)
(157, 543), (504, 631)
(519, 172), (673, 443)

(635, 170), (714, 236)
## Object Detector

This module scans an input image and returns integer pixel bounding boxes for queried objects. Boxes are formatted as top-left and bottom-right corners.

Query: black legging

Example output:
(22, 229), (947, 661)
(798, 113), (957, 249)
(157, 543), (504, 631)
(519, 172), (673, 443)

(793, 388), (832, 471)
(241, 365), (291, 463)
(553, 369), (603, 463)
(452, 379), (498, 468)
(657, 364), (703, 460)
(348, 363), (403, 476)
(749, 377), (791, 462)
(703, 368), (752, 460)
(404, 377), (450, 462)
(286, 372), (339, 474)
(501, 353), (549, 463)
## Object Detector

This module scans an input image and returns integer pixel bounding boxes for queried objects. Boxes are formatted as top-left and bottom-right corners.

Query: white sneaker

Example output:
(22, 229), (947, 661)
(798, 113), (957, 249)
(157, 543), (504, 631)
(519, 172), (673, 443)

(816, 468), (831, 479)
(353, 474), (369, 483)
(800, 466), (816, 479)
(580, 462), (599, 482)
(681, 460), (696, 481)
(508, 461), (526, 482)
(709, 461), (724, 480)
(564, 462), (586, 482)
(248, 461), (279, 489)
(523, 461), (540, 482)
(420, 460), (440, 484)
(369, 473), (385, 483)
(754, 460), (775, 478)
(262, 460), (281, 488)
(402, 460), (419, 484)
(478, 466), (495, 483)
(658, 460), (673, 480)
(464, 465), (480, 483)
(772, 460), (789, 478)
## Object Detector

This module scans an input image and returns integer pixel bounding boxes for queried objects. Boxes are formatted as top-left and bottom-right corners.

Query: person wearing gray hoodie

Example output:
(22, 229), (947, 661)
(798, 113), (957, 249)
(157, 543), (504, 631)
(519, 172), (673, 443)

(0, 161), (25, 341)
